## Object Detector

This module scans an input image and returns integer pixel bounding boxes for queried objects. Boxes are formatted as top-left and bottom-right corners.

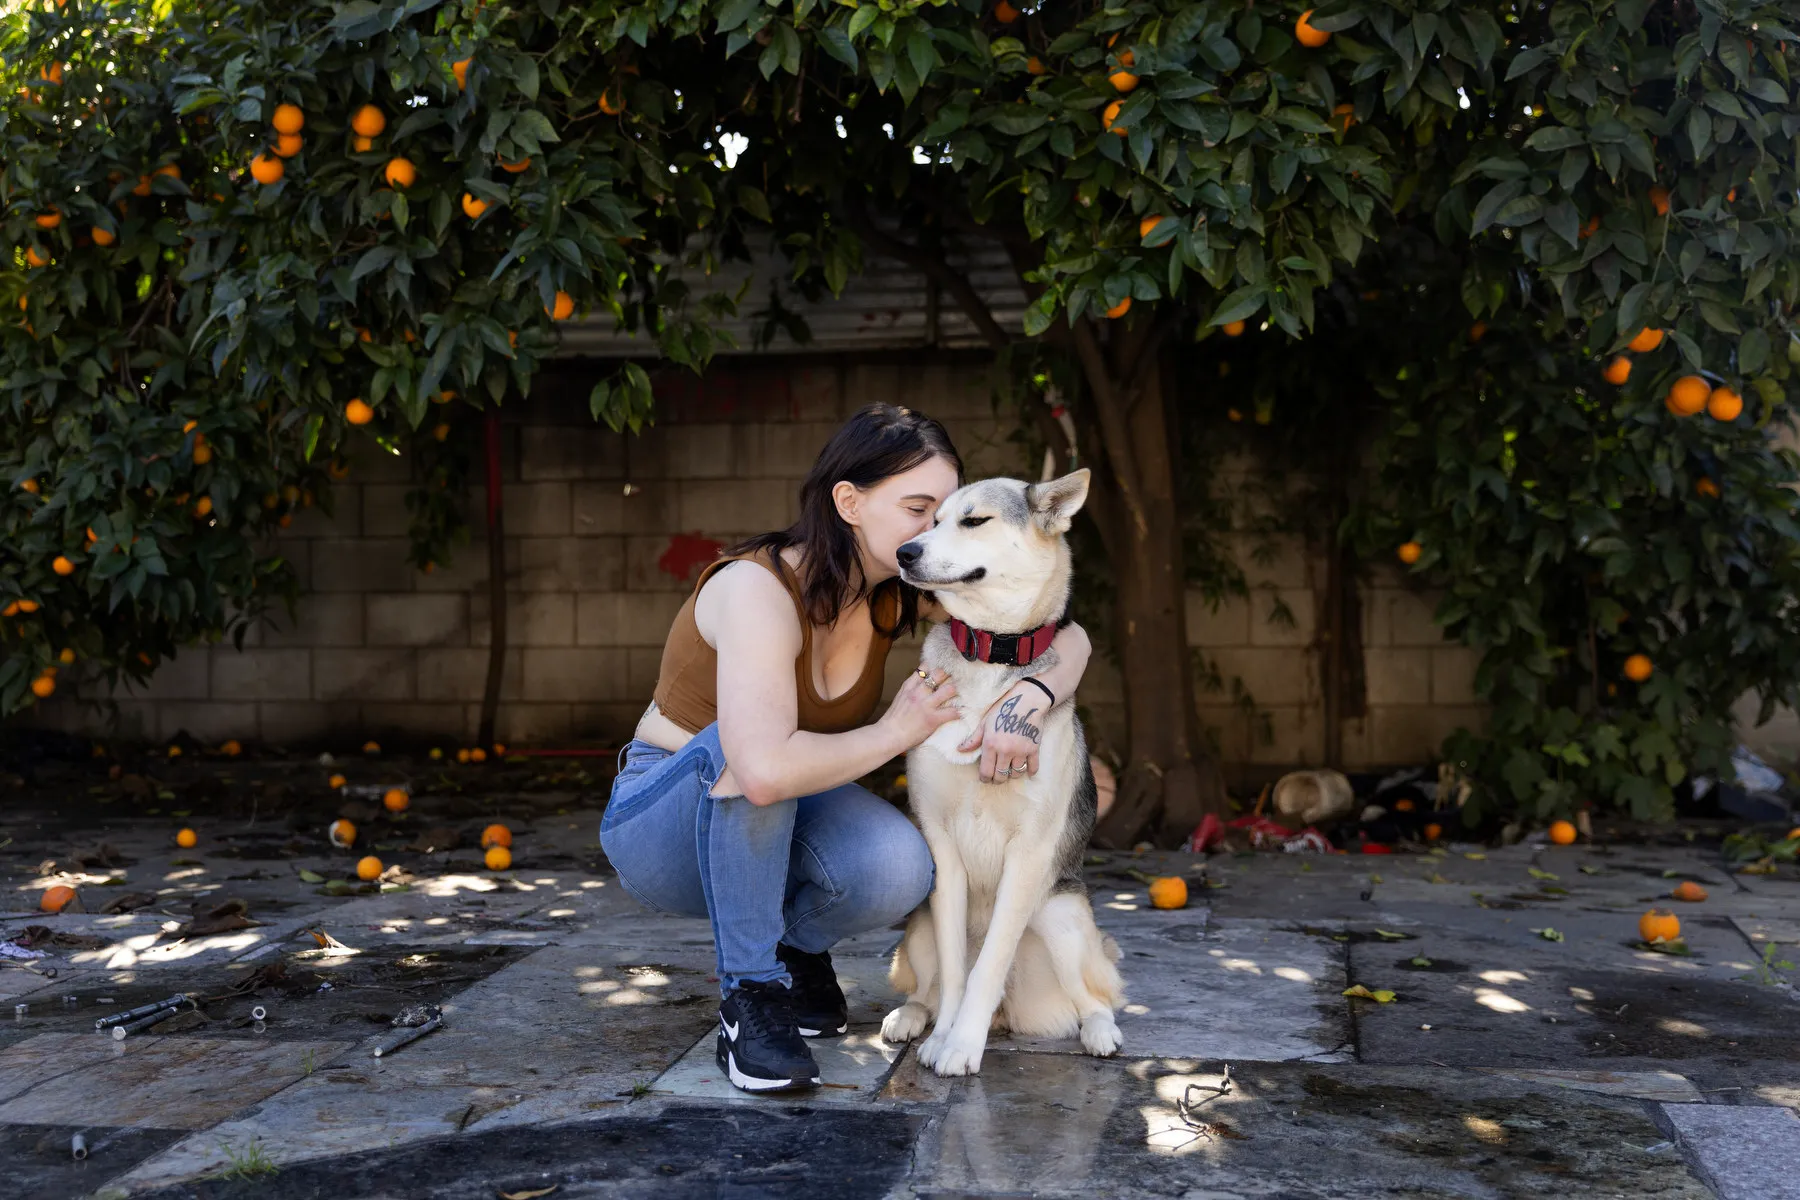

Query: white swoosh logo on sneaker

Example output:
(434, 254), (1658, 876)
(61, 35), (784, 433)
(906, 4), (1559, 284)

(721, 1017), (739, 1041)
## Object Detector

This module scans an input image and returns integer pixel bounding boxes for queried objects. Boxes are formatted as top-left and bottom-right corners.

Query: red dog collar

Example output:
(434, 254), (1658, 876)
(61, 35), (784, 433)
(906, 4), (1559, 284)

(947, 615), (1065, 666)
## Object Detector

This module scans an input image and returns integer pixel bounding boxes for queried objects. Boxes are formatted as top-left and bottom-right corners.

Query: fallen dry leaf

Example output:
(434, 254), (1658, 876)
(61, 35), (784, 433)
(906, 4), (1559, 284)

(99, 891), (158, 915)
(172, 898), (263, 940)
(497, 1187), (558, 1200)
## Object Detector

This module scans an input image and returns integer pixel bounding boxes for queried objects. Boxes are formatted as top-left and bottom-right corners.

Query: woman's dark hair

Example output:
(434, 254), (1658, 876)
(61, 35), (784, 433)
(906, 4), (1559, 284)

(727, 403), (962, 637)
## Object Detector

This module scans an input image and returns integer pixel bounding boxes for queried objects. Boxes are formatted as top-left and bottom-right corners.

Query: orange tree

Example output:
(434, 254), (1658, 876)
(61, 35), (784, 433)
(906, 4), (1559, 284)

(0, 0), (749, 721)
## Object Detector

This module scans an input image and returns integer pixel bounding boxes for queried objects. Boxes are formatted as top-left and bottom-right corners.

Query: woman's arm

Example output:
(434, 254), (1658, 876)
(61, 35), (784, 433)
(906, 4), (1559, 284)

(958, 620), (1094, 783)
(703, 565), (959, 806)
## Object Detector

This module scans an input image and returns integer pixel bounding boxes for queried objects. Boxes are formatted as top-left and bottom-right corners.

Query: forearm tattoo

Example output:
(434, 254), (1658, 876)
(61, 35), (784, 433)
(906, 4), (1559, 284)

(993, 695), (1042, 745)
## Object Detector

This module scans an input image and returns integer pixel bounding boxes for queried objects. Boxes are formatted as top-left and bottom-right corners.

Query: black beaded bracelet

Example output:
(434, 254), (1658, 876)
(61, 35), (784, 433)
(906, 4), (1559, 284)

(1020, 676), (1056, 707)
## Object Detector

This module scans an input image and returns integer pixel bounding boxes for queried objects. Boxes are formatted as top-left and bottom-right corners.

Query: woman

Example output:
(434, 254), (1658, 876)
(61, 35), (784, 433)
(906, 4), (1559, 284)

(600, 404), (1093, 1093)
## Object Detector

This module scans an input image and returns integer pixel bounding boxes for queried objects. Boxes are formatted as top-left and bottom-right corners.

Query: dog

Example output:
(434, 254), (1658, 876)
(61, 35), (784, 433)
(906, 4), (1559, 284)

(880, 468), (1124, 1077)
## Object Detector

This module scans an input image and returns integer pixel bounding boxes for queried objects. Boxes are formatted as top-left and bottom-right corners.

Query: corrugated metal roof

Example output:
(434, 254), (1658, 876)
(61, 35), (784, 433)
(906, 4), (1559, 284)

(554, 236), (1028, 358)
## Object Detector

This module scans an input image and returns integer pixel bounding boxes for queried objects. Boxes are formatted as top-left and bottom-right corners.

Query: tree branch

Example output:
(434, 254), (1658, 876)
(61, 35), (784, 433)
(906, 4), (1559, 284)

(842, 195), (1010, 352)
(1071, 317), (1150, 543)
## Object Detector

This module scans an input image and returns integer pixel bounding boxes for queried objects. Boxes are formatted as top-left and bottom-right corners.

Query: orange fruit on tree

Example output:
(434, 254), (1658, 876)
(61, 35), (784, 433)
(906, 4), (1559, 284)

(1666, 375), (1709, 416)
(132, 174), (152, 196)
(1333, 102), (1355, 132)
(175, 827), (198, 848)
(250, 154), (284, 185)
(58, 647), (74, 664)
(485, 845), (513, 871)
(461, 193), (489, 219)
(356, 855), (383, 881)
(1222, 319), (1246, 336)
(1116, 49), (1135, 69)
(471, 747), (488, 763)
(42, 62), (63, 85)
(993, 0), (1020, 21)
(1139, 214), (1165, 240)
(329, 818), (357, 848)
(1295, 10), (1331, 46)
(1707, 386), (1742, 422)
(345, 398), (374, 425)
(599, 86), (626, 115)
(1102, 99), (1126, 135)
(274, 133), (303, 158)
(30, 675), (54, 698)
(547, 290), (574, 320)
(351, 104), (386, 137)
(192, 444), (212, 465)
(457, 748), (471, 763)
(221, 739), (241, 756)
(1671, 880), (1708, 902)
(90, 225), (115, 246)
(1603, 356), (1631, 385)
(363, 741), (381, 754)
(18, 599), (39, 612)
(481, 823), (513, 849)
(1627, 327), (1664, 353)
(352, 135), (375, 152)
(1786, 827), (1800, 841)
(1649, 184), (1671, 215)
(40, 885), (77, 914)
(1397, 541), (1422, 564)
(453, 58), (472, 90)
(384, 157), (416, 188)
(499, 156), (531, 173)
(52, 555), (75, 576)
(34, 209), (61, 230)
(272, 103), (304, 134)
(1148, 876), (1188, 909)
(1026, 56), (1046, 75)
(1469, 321), (1487, 342)
(1638, 908), (1680, 943)
(328, 772), (347, 788)
(1623, 653), (1653, 682)
(1696, 476), (1720, 498)
(154, 164), (181, 181)
(1105, 296), (1132, 319)
(1548, 819), (1577, 845)
(382, 787), (409, 813)
(432, 423), (449, 441)
(25, 245), (49, 268)
(1109, 70), (1139, 93)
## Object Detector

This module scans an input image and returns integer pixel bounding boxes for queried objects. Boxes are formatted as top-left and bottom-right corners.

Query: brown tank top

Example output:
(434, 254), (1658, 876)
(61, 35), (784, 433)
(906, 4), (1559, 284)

(651, 547), (899, 735)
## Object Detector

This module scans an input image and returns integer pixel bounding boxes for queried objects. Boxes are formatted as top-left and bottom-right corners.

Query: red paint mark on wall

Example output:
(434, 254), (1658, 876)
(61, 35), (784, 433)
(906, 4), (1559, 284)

(658, 533), (724, 583)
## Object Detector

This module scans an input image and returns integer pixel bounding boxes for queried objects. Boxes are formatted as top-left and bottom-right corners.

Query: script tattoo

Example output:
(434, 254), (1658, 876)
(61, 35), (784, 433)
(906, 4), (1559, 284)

(993, 695), (1042, 745)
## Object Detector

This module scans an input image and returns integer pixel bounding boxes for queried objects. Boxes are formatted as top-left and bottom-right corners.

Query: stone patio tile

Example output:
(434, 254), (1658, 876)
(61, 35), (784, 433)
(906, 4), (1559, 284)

(0, 1033), (354, 1129)
(653, 1027), (903, 1106)
(1663, 1102), (1800, 1200)
(1474, 1066), (1702, 1102)
(1734, 917), (1800, 945)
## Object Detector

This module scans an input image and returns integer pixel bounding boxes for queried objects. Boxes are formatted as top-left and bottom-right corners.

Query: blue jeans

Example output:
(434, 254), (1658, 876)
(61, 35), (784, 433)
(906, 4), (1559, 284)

(599, 723), (934, 994)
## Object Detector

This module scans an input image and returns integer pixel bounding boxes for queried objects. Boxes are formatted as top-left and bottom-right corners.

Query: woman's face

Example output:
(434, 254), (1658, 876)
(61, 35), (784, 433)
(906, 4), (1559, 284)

(843, 454), (961, 578)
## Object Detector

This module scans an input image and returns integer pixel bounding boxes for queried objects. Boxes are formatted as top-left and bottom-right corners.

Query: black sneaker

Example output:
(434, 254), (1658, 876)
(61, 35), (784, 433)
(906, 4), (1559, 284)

(776, 943), (849, 1038)
(716, 981), (819, 1092)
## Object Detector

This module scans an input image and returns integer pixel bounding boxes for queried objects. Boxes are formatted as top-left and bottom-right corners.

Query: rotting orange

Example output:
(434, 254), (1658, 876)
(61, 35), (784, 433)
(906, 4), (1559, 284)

(175, 827), (198, 848)
(1148, 877), (1188, 909)
(481, 823), (512, 849)
(1638, 908), (1680, 943)
(351, 104), (386, 137)
(1548, 819), (1577, 845)
(329, 818), (357, 848)
(40, 885), (77, 914)
(1707, 386), (1743, 422)
(1671, 880), (1708, 902)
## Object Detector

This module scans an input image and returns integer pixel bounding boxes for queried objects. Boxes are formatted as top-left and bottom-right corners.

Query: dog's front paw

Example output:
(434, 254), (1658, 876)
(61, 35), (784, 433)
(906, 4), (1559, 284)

(1080, 1014), (1122, 1057)
(915, 1029), (950, 1070)
(929, 1031), (987, 1077)
(881, 1002), (930, 1045)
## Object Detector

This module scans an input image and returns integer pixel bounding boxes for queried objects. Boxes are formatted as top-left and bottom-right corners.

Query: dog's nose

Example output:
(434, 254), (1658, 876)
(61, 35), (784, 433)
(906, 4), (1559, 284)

(896, 541), (923, 570)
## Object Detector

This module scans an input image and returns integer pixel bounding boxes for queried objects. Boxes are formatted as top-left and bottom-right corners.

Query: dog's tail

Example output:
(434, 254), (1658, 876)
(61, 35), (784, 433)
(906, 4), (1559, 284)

(1084, 932), (1126, 1011)
(889, 941), (917, 996)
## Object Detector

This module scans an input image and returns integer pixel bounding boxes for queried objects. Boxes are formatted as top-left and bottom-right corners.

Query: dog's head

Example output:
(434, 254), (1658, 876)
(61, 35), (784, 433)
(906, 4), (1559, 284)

(895, 469), (1090, 630)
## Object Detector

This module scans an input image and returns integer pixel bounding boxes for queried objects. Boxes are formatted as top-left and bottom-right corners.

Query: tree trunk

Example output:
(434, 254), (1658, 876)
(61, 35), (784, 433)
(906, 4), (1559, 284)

(478, 409), (506, 747)
(1076, 320), (1230, 848)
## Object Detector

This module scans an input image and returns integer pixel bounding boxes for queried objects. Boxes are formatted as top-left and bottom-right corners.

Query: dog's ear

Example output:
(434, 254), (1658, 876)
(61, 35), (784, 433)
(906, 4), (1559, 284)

(1024, 468), (1090, 535)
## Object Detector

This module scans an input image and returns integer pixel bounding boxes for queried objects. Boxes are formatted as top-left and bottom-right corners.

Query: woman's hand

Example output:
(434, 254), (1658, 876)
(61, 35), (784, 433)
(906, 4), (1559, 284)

(959, 681), (1047, 784)
(882, 666), (960, 749)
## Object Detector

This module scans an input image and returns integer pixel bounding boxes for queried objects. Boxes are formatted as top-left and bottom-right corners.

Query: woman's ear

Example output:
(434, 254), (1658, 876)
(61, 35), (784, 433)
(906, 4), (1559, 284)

(831, 480), (862, 527)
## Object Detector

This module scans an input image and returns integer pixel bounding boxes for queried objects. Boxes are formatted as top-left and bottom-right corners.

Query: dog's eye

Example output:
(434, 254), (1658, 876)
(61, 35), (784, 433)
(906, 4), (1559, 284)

(958, 516), (991, 528)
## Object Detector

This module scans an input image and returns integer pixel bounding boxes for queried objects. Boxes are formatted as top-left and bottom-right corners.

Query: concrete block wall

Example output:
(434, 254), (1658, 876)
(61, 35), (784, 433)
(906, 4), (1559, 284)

(31, 353), (1484, 771)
